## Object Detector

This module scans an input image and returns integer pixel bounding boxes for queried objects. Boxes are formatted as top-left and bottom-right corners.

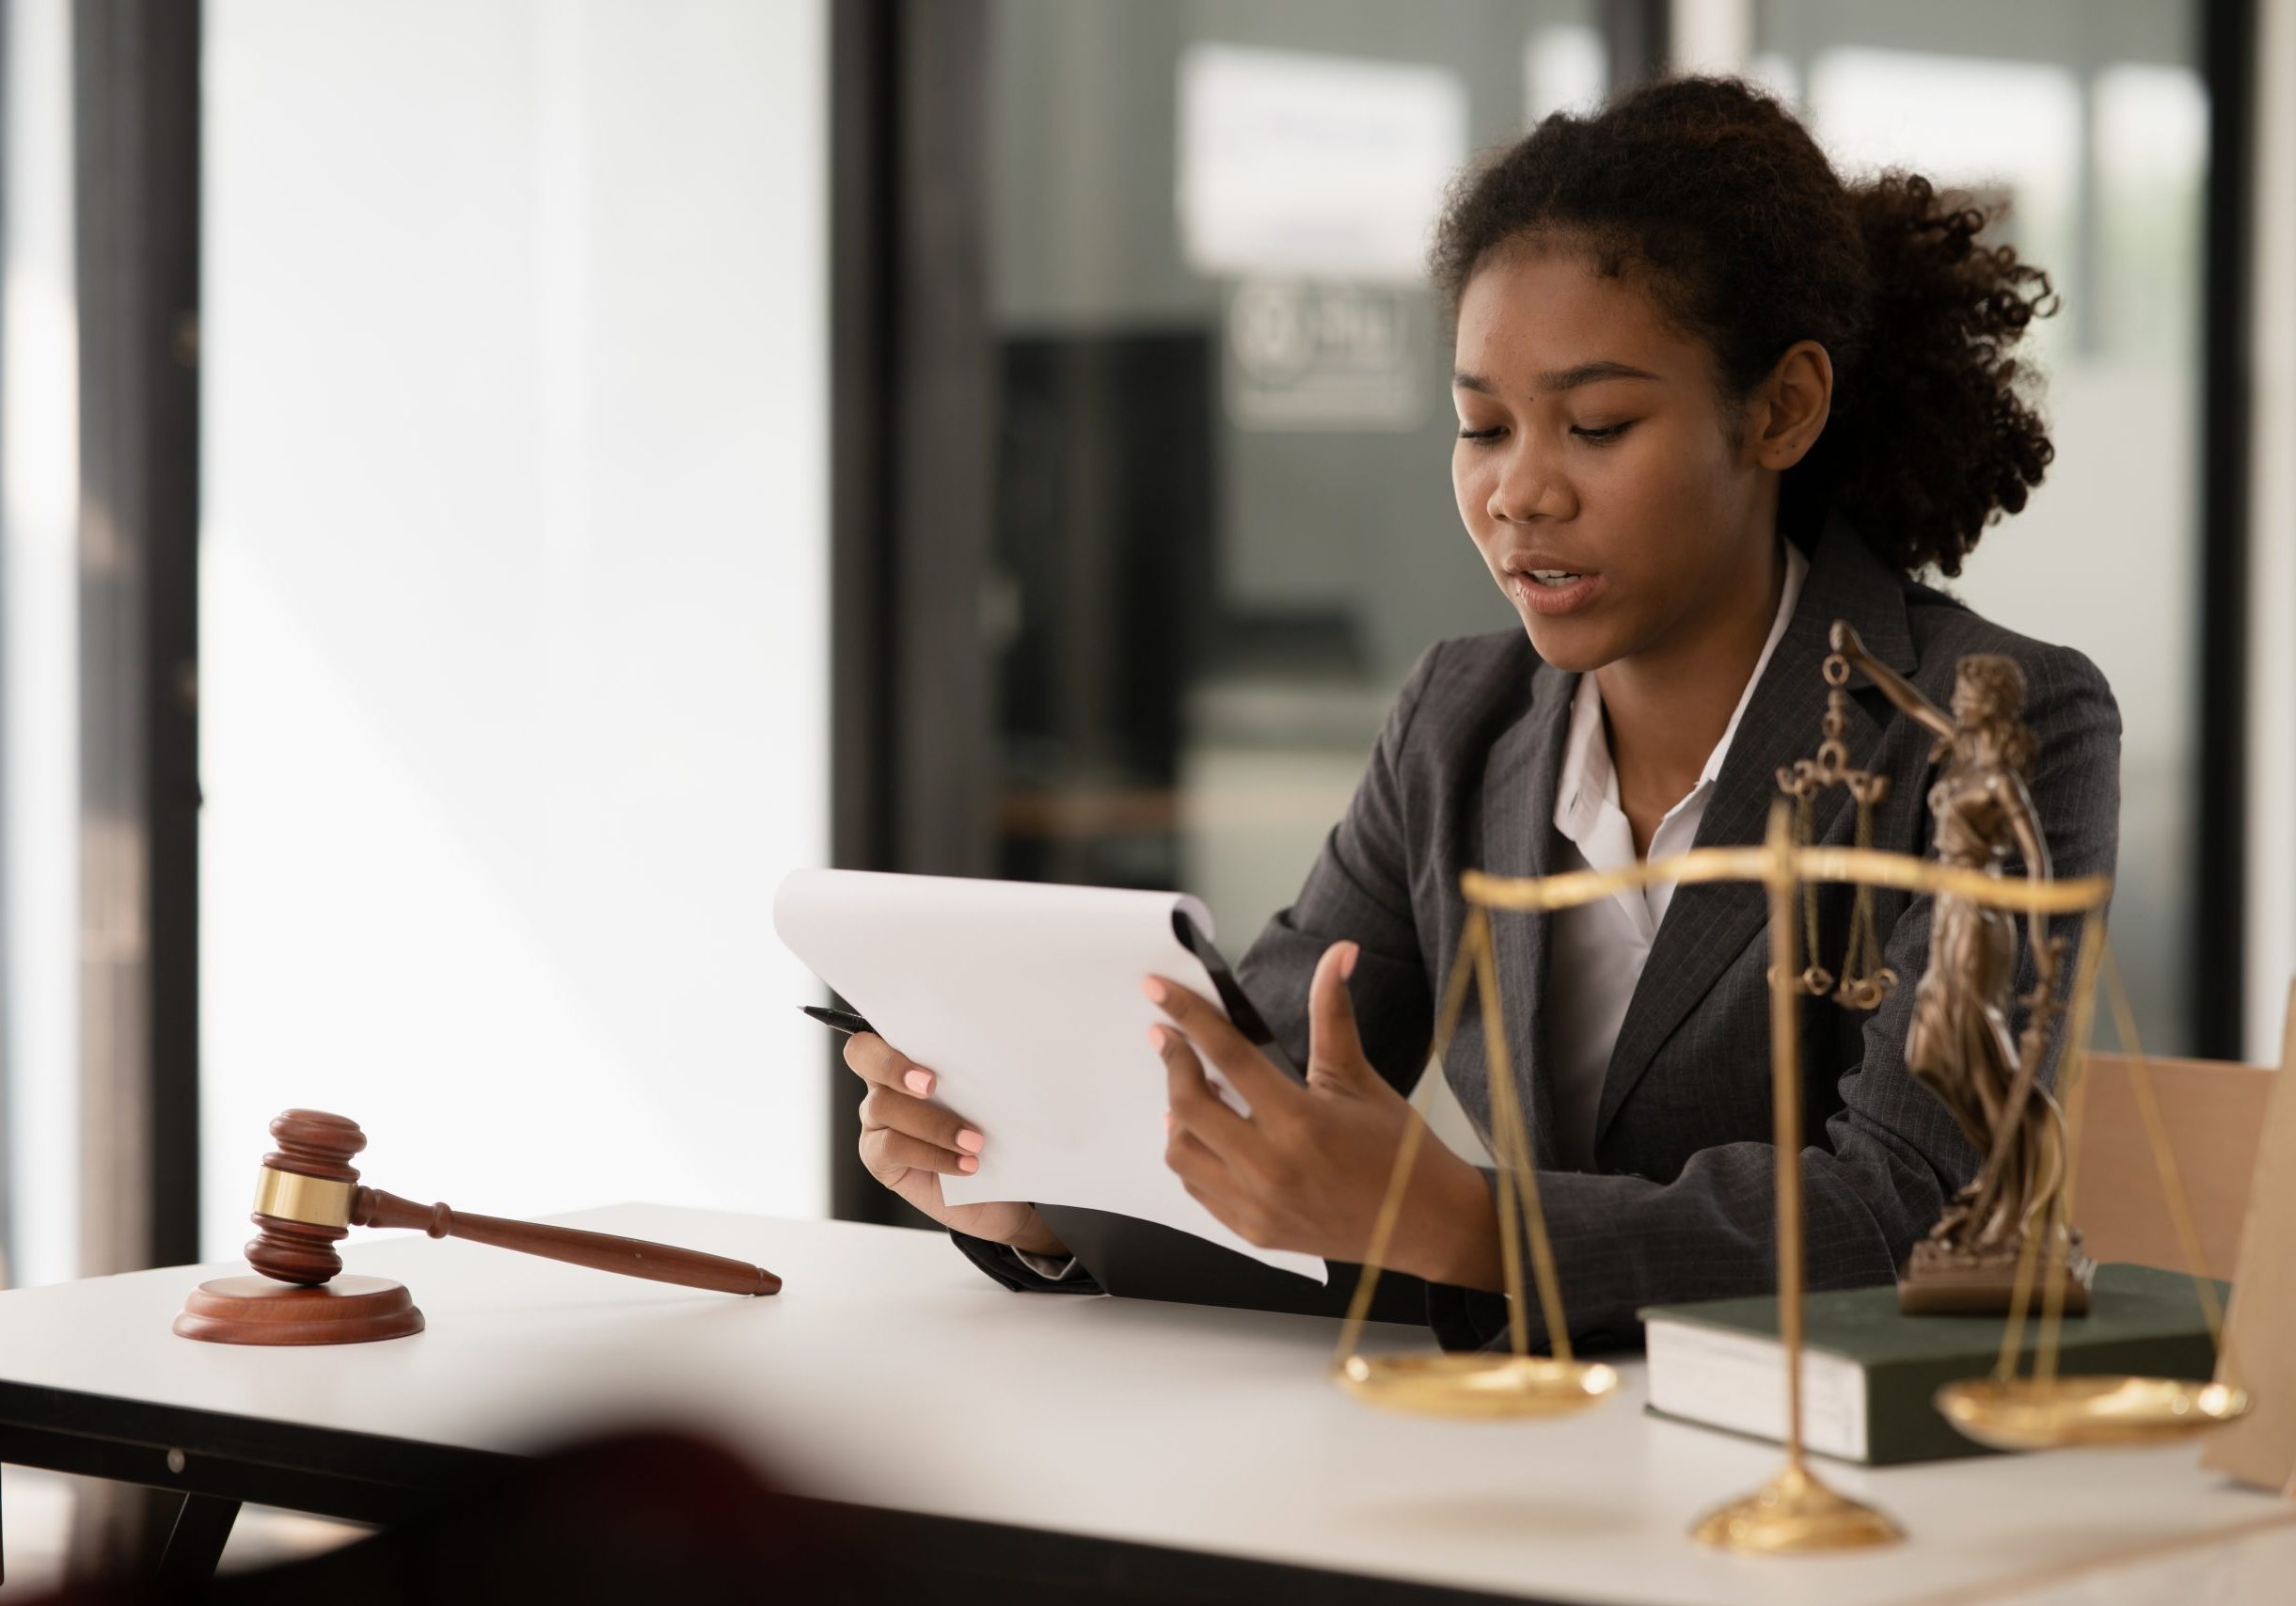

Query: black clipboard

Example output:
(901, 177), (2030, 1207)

(1036, 1203), (1432, 1324)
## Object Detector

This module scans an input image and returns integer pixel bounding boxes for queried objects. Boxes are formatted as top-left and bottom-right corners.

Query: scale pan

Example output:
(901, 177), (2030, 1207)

(1935, 1375), (2250, 1451)
(1336, 1353), (1619, 1420)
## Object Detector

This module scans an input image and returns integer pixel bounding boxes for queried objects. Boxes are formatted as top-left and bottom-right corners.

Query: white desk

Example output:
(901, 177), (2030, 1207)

(1, 1205), (2288, 1603)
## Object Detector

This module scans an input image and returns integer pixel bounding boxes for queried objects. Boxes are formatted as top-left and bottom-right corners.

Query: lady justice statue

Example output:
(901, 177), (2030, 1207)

(1825, 623), (2090, 1314)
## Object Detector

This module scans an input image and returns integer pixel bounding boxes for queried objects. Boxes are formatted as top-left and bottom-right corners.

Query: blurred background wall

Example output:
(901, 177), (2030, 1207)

(194, 0), (831, 1258)
(3, 0), (81, 1288)
(0, 0), (2288, 1280)
(2, 0), (830, 1284)
(2248, 0), (2296, 1063)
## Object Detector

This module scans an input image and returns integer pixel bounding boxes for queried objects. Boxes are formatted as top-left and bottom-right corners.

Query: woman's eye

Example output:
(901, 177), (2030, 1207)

(1571, 421), (1635, 443)
(1456, 425), (1506, 442)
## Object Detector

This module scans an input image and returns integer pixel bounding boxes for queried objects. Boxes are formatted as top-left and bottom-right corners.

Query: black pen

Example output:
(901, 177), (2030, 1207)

(801, 1004), (875, 1037)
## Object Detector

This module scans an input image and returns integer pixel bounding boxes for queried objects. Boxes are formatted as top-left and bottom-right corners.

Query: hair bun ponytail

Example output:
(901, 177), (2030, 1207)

(1824, 172), (2058, 575)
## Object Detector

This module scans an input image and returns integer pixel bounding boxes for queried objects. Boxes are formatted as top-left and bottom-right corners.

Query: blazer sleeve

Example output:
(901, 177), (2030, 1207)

(947, 1227), (1106, 1295)
(1426, 645), (2123, 1352)
(1235, 642), (1447, 1096)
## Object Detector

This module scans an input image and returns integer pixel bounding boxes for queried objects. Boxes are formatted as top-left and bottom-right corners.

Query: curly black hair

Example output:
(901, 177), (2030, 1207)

(1430, 75), (2058, 578)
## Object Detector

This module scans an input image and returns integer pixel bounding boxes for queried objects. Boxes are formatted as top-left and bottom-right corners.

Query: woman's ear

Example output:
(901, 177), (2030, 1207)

(1746, 339), (1833, 471)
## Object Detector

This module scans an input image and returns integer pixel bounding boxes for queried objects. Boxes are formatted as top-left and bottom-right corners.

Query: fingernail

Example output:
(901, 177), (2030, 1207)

(1147, 1024), (1167, 1052)
(1342, 943), (1360, 980)
(1162, 1110), (1172, 1133)
(1141, 977), (1167, 1005)
(955, 1128), (985, 1154)
(958, 1154), (978, 1173)
(904, 1069), (933, 1095)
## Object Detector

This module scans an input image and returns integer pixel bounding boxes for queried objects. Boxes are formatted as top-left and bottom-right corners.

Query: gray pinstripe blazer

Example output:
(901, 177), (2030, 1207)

(958, 517), (2121, 1352)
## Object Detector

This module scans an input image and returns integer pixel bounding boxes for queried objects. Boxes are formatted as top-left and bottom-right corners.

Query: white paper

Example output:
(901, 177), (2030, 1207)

(773, 869), (1326, 1282)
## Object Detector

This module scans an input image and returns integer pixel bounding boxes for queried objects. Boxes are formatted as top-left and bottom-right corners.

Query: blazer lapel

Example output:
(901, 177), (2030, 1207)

(1591, 523), (1919, 1148)
(1474, 660), (1576, 1169)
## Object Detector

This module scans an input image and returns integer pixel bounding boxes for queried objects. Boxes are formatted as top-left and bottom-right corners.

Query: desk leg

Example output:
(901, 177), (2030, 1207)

(157, 1493), (239, 1582)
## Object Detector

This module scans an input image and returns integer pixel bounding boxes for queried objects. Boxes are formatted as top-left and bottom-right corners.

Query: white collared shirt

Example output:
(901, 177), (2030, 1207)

(1543, 540), (1808, 1169)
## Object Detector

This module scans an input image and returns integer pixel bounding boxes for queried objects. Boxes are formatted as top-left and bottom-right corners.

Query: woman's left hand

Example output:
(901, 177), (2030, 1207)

(1144, 942), (1489, 1283)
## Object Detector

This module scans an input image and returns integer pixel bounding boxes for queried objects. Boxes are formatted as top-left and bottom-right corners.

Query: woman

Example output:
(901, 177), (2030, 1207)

(840, 75), (2120, 1351)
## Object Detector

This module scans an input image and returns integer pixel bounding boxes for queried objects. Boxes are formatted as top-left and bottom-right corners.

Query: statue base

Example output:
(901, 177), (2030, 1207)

(1897, 1233), (2094, 1316)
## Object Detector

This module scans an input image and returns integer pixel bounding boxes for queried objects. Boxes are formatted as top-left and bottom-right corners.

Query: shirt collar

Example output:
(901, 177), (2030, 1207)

(1552, 538), (1810, 841)
(1700, 537), (1808, 788)
(1556, 660), (1616, 843)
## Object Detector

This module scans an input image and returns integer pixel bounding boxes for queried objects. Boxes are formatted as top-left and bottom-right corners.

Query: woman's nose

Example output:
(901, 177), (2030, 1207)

(1487, 442), (1573, 524)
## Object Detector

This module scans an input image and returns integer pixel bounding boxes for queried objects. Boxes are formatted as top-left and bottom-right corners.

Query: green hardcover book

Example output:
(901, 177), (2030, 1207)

(1637, 1263), (2227, 1466)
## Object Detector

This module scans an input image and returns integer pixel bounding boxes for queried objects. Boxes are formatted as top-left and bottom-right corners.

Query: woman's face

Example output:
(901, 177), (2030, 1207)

(1450, 242), (1778, 674)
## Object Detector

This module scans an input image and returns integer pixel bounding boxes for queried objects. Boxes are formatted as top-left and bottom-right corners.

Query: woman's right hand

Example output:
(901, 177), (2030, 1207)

(842, 1031), (1069, 1256)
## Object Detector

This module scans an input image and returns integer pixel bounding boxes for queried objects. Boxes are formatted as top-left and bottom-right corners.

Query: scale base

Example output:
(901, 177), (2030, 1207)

(1691, 1465), (1905, 1553)
(174, 1274), (426, 1345)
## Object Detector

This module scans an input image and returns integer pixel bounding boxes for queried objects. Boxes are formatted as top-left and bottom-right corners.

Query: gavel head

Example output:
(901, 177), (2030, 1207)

(246, 1109), (367, 1286)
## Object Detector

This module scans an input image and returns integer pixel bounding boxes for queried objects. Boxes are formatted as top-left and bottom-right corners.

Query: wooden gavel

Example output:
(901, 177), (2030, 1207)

(246, 1109), (781, 1296)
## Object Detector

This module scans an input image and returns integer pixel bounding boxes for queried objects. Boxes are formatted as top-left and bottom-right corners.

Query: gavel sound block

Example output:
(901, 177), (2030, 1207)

(175, 1110), (783, 1345)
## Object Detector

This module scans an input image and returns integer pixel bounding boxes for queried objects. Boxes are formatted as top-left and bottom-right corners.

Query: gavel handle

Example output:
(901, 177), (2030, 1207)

(350, 1188), (782, 1296)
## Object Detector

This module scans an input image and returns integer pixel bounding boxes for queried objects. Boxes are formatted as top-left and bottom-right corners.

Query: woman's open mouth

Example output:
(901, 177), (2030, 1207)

(1504, 567), (1604, 616)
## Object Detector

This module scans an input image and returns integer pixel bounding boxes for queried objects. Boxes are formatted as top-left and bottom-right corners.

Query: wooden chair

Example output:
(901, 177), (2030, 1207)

(2073, 1050), (2279, 1279)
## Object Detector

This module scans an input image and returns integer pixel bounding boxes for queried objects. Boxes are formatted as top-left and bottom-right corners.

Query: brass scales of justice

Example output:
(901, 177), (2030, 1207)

(1327, 622), (2252, 1554)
